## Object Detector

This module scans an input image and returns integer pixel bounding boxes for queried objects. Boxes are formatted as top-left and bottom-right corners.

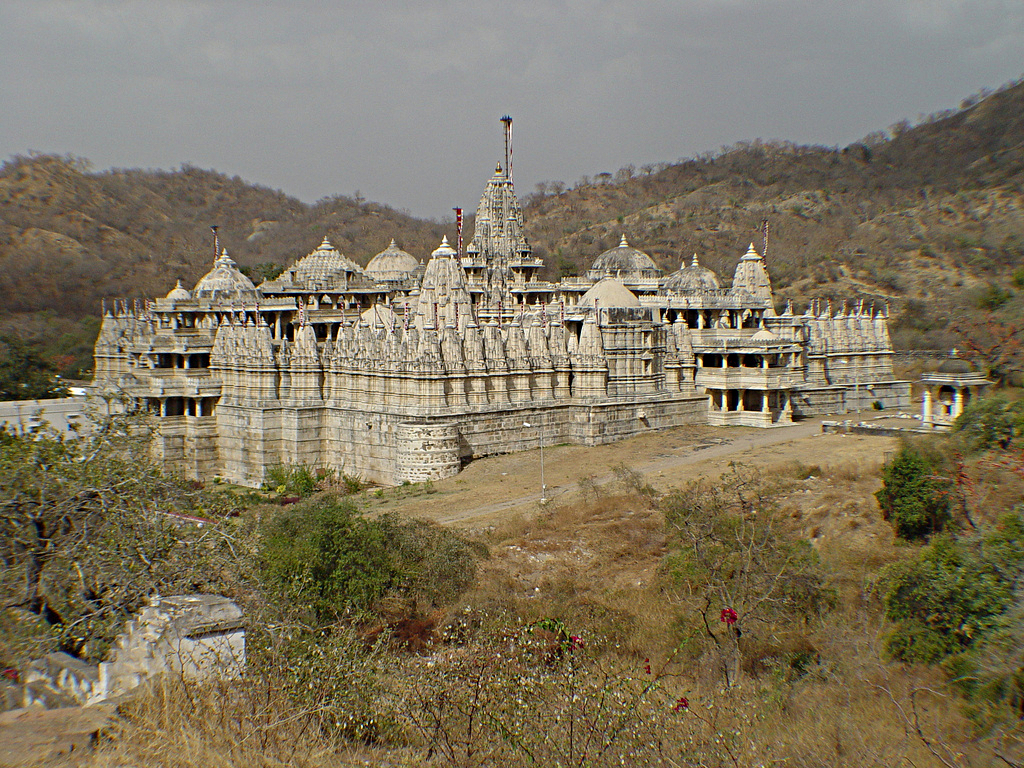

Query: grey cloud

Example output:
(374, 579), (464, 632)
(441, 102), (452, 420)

(2, 1), (1023, 219)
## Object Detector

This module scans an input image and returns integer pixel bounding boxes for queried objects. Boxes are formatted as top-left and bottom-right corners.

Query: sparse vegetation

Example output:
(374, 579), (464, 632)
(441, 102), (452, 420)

(1, 414), (1015, 766)
(0, 412), (244, 665)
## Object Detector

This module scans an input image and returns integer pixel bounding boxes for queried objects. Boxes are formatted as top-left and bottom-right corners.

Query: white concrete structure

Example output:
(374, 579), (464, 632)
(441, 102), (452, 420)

(0, 397), (87, 435)
(20, 595), (244, 708)
(920, 352), (992, 429)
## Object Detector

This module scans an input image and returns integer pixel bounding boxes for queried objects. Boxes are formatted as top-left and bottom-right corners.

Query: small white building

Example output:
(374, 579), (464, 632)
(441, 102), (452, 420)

(920, 352), (991, 429)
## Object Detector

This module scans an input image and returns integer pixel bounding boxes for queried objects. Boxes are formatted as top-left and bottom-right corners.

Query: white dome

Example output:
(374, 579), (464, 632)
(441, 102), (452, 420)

(579, 277), (641, 308)
(165, 280), (192, 301)
(366, 239), (418, 281)
(664, 253), (721, 292)
(290, 236), (367, 285)
(587, 234), (660, 281)
(193, 249), (258, 302)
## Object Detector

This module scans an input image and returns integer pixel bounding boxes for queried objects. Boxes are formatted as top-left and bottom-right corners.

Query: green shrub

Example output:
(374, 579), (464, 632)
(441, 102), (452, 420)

(261, 498), (400, 622)
(263, 463), (343, 497)
(1012, 266), (1024, 289)
(947, 592), (1024, 724)
(260, 498), (481, 624)
(976, 283), (1013, 310)
(953, 396), (1024, 451)
(373, 513), (485, 607)
(881, 514), (1024, 663)
(875, 443), (951, 539)
(264, 463), (319, 497)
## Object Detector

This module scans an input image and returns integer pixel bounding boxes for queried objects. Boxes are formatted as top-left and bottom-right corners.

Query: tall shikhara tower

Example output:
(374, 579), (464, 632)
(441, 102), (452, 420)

(465, 117), (534, 306)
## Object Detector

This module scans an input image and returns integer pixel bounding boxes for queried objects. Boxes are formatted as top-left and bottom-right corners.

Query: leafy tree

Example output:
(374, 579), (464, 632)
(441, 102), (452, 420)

(0, 334), (67, 400)
(881, 514), (1024, 663)
(876, 443), (951, 539)
(662, 466), (835, 685)
(0, 412), (244, 663)
(953, 396), (1024, 452)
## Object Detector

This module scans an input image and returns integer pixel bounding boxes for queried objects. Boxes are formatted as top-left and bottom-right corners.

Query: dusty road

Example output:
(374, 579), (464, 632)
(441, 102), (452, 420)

(358, 411), (905, 527)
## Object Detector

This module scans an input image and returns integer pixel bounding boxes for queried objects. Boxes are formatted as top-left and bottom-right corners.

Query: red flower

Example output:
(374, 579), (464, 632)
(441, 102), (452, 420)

(644, 657), (652, 675)
(673, 696), (690, 712)
(569, 635), (584, 650)
(719, 608), (738, 625)
(2, 668), (18, 683)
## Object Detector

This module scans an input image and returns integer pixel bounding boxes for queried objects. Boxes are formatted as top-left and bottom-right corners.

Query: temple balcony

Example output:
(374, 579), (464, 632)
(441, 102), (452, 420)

(695, 369), (801, 391)
(124, 371), (221, 398)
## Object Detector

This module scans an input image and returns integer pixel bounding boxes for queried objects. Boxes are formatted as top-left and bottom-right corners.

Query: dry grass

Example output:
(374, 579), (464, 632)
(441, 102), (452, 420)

(90, 677), (359, 768)
(465, 492), (671, 655)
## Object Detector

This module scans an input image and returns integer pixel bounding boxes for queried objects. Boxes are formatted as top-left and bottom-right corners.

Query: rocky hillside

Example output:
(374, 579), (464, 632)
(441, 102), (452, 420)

(2, 78), (1023, 364)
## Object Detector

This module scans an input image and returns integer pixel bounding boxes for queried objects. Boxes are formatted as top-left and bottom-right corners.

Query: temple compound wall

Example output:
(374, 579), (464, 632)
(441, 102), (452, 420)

(91, 124), (910, 487)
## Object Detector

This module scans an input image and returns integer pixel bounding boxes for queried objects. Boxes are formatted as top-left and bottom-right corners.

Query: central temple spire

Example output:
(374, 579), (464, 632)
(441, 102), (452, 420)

(465, 116), (532, 306)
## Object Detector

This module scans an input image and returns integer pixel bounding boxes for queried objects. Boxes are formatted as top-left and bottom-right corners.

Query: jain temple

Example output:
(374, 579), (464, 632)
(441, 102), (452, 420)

(92, 123), (911, 487)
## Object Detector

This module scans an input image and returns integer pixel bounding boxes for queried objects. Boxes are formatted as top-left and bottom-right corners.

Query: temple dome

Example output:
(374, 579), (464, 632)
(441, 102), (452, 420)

(664, 253), (721, 292)
(730, 242), (774, 307)
(366, 239), (418, 282)
(587, 235), (660, 280)
(290, 236), (367, 284)
(165, 280), (192, 301)
(193, 249), (258, 302)
(579, 277), (641, 308)
(361, 303), (398, 329)
(937, 350), (975, 374)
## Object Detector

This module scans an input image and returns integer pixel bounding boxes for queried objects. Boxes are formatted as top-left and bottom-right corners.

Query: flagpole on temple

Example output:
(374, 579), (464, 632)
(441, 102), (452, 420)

(454, 207), (463, 258)
(501, 115), (513, 183)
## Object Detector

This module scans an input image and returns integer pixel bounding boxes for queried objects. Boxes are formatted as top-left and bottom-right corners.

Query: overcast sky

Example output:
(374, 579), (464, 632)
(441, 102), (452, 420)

(3, 1), (1023, 220)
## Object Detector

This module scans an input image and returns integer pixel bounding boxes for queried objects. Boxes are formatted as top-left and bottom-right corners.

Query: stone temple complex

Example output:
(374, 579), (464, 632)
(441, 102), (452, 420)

(92, 123), (911, 487)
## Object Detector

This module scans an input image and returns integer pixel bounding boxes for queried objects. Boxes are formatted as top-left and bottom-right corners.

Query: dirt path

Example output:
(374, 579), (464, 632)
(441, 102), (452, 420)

(358, 411), (903, 527)
(0, 704), (113, 767)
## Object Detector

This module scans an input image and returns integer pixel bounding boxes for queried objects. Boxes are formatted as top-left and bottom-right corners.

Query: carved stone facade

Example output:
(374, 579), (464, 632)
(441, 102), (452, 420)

(92, 129), (911, 486)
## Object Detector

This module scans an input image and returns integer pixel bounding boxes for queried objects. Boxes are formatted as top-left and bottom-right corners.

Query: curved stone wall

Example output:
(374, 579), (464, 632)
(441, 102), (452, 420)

(395, 422), (461, 483)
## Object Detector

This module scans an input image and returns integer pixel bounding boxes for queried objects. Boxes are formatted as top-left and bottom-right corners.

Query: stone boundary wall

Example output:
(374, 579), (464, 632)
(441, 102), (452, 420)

(822, 421), (933, 438)
(792, 381), (912, 418)
(893, 350), (949, 363)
